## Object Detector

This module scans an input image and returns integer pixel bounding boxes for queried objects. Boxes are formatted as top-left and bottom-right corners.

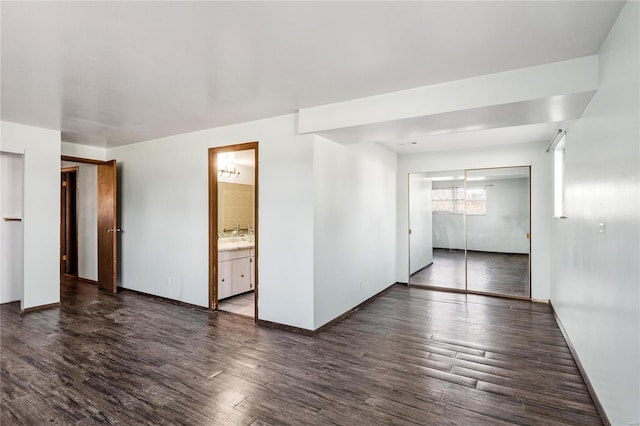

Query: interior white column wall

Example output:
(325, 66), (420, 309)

(550, 3), (639, 423)
(107, 114), (315, 330)
(312, 136), (396, 329)
(396, 142), (551, 300)
(1, 121), (61, 310)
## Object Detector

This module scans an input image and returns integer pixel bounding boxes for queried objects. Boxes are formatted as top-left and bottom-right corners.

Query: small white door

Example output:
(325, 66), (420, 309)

(218, 260), (233, 299)
(233, 257), (251, 294)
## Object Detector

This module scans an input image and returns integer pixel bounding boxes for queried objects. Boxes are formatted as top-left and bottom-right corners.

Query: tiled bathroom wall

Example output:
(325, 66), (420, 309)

(218, 182), (255, 232)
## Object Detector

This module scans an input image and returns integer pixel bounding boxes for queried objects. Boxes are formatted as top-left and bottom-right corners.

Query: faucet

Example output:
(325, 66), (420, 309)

(235, 224), (240, 237)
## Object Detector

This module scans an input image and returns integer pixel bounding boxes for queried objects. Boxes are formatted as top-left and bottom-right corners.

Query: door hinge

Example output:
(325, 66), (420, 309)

(62, 254), (67, 261)
(62, 181), (68, 187)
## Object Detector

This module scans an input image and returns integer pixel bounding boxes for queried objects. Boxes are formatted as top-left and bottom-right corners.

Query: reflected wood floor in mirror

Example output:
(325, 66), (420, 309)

(466, 251), (529, 297)
(411, 248), (529, 297)
(412, 248), (466, 290)
(1, 280), (600, 425)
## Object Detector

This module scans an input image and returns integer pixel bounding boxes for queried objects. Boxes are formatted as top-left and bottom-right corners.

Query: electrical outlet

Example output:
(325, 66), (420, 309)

(598, 222), (606, 234)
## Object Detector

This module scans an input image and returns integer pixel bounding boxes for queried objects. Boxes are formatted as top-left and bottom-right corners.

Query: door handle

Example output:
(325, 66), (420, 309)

(107, 227), (122, 233)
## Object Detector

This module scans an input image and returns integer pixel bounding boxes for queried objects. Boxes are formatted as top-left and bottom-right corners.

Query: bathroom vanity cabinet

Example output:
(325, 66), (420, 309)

(218, 248), (254, 300)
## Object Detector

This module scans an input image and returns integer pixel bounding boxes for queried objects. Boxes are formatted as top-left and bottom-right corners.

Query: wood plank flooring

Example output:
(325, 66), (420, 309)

(411, 249), (530, 297)
(1, 280), (601, 425)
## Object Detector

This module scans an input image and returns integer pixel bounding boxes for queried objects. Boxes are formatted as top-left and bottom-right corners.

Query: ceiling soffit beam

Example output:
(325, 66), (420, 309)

(298, 55), (599, 134)
(313, 92), (595, 146)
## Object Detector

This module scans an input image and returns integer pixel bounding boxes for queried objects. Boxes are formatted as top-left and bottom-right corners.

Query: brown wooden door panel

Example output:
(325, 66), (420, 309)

(97, 160), (117, 293)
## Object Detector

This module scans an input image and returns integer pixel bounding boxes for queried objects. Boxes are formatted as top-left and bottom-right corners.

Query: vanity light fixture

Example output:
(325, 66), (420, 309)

(217, 152), (240, 178)
(219, 164), (240, 178)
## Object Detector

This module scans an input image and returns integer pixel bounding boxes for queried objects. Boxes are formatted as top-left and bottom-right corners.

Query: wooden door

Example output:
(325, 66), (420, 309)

(60, 169), (78, 275)
(97, 160), (118, 293)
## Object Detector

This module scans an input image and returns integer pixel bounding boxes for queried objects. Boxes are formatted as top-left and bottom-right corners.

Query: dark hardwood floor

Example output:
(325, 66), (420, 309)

(1, 279), (601, 425)
(411, 249), (530, 297)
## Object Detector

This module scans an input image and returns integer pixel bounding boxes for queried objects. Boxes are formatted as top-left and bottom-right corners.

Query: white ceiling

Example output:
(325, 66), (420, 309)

(1, 1), (625, 149)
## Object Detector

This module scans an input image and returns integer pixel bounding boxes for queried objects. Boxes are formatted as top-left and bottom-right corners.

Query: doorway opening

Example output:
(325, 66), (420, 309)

(1, 152), (24, 305)
(60, 167), (79, 276)
(408, 166), (531, 299)
(60, 156), (119, 294)
(208, 142), (258, 321)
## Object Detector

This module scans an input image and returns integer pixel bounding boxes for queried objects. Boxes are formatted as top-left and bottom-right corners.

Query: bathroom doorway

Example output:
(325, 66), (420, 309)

(208, 142), (258, 320)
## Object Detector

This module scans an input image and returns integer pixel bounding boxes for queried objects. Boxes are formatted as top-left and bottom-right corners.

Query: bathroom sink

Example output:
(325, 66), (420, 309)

(218, 237), (254, 251)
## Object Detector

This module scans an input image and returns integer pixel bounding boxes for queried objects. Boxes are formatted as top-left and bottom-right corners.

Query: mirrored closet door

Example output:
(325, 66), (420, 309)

(408, 166), (531, 299)
(409, 171), (466, 291)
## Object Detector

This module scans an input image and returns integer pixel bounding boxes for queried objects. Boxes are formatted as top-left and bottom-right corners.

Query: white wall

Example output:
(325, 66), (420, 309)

(108, 117), (397, 331)
(0, 152), (24, 303)
(61, 161), (98, 281)
(550, 3), (639, 424)
(432, 177), (529, 254)
(409, 173), (433, 274)
(397, 142), (551, 300)
(107, 114), (315, 330)
(1, 121), (61, 310)
(431, 215), (464, 250)
(312, 137), (396, 329)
